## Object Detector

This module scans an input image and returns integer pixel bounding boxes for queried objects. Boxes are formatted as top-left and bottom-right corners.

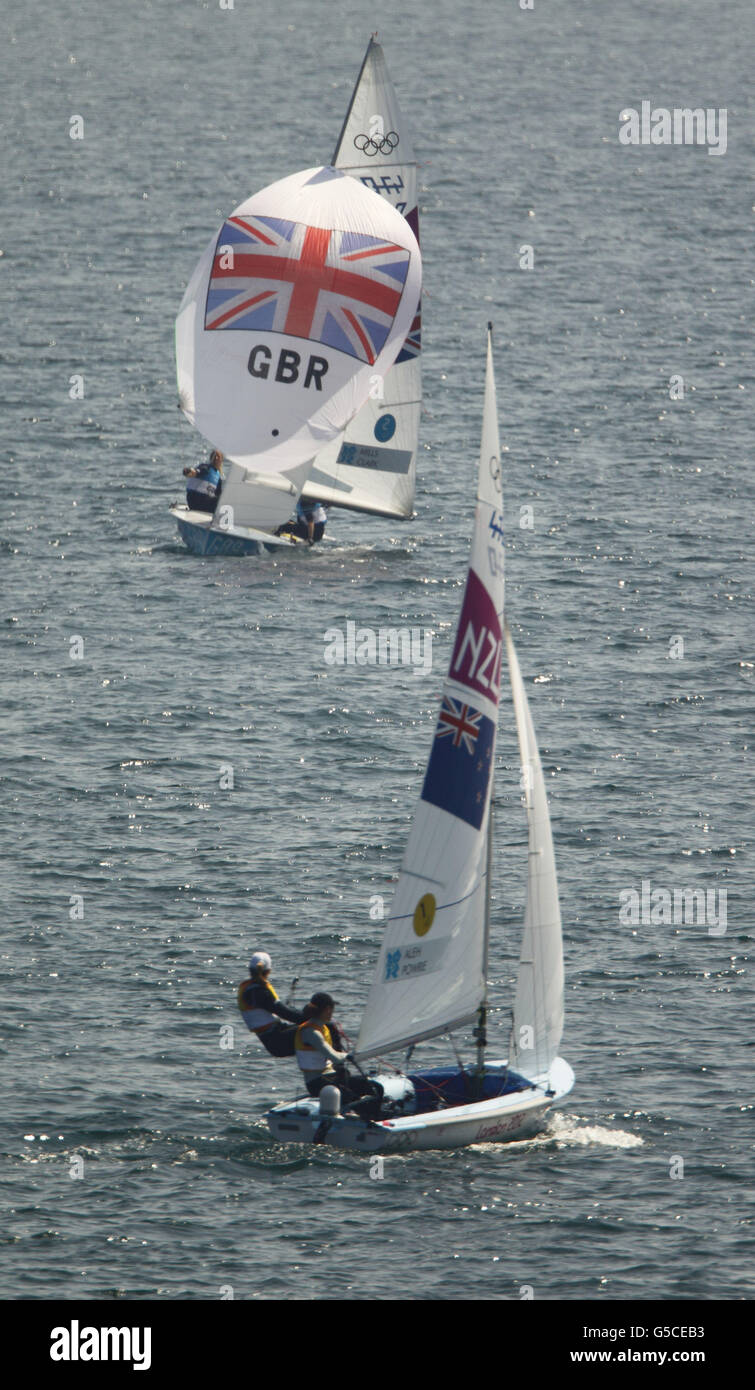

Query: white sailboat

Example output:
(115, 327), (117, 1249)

(300, 35), (421, 521)
(172, 38), (421, 556)
(266, 327), (574, 1151)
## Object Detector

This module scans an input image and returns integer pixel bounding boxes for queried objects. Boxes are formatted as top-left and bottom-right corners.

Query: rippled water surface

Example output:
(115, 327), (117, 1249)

(2, 0), (753, 1300)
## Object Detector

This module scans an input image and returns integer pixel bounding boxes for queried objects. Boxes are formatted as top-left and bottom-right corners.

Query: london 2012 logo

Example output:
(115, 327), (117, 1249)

(354, 130), (399, 156)
(385, 949), (402, 980)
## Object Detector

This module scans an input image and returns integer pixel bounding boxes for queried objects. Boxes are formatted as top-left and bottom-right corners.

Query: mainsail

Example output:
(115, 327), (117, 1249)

(301, 37), (421, 519)
(355, 329), (503, 1060)
(176, 164), (421, 531)
(506, 624), (565, 1079)
(210, 461), (312, 535)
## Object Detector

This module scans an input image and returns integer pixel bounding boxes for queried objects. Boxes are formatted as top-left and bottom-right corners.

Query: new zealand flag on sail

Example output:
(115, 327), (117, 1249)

(204, 214), (410, 364)
(421, 695), (495, 830)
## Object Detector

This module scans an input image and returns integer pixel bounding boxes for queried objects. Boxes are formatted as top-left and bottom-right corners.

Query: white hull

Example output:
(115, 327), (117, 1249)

(265, 1058), (574, 1153)
(170, 504), (304, 557)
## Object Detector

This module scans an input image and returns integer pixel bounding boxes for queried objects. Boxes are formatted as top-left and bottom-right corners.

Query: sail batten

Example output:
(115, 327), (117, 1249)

(303, 39), (421, 519)
(355, 328), (502, 1062)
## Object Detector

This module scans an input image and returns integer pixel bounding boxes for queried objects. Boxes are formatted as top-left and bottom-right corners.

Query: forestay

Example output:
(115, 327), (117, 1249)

(176, 165), (421, 485)
(355, 330), (504, 1060)
(301, 38), (421, 519)
(506, 624), (565, 1080)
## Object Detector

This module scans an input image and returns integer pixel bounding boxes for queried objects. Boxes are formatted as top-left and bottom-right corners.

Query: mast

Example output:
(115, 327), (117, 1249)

(475, 325), (499, 1076)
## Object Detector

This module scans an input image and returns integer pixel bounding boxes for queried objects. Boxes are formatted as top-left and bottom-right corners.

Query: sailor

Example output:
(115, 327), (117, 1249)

(278, 498), (328, 545)
(294, 992), (383, 1114)
(183, 449), (223, 514)
(238, 951), (305, 1057)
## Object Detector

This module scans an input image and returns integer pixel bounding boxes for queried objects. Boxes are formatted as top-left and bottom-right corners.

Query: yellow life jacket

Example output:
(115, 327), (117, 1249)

(294, 1019), (334, 1073)
(237, 977), (280, 1033)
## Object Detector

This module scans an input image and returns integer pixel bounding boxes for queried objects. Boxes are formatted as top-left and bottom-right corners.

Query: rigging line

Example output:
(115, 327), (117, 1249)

(340, 1028), (405, 1077)
(374, 1055), (405, 1075)
(336, 1025), (397, 1078)
(377, 1062), (455, 1107)
(416, 1075), (454, 1107)
(450, 1033), (467, 1077)
(367, 1039), (456, 1104)
(336, 1022), (357, 1054)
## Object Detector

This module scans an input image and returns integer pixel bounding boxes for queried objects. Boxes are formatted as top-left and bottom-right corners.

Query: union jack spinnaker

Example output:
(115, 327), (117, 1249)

(175, 164), (421, 478)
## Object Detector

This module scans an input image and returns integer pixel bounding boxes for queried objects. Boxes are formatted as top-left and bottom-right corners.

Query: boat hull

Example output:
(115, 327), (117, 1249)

(170, 506), (302, 557)
(265, 1058), (574, 1153)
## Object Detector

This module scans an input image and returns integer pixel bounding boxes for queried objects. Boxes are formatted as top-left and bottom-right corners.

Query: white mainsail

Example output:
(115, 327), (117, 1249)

(209, 460), (312, 535)
(301, 37), (421, 519)
(506, 624), (565, 1080)
(175, 165), (421, 505)
(356, 329), (503, 1060)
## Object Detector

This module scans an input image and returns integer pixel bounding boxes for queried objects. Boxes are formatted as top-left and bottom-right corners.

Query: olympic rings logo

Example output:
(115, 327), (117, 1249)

(489, 455), (501, 486)
(354, 130), (400, 156)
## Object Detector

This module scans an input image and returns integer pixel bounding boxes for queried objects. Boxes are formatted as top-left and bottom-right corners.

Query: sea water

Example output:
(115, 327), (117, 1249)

(1, 0), (752, 1300)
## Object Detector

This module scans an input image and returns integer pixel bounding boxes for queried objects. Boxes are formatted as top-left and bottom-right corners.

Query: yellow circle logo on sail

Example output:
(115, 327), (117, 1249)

(413, 893), (436, 937)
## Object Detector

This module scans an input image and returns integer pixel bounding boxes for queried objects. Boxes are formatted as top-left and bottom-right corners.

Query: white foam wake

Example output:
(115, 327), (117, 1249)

(547, 1112), (643, 1149)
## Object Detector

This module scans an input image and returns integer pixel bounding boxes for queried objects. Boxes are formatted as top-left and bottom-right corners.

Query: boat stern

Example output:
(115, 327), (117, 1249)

(265, 1097), (399, 1152)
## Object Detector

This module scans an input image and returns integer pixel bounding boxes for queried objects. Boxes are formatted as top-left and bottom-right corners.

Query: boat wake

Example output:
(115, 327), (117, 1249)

(547, 1113), (643, 1149)
(469, 1112), (643, 1155)
(537, 1112), (643, 1150)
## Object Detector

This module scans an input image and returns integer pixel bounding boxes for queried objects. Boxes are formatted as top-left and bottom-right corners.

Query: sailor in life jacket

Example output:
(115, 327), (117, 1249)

(183, 449), (223, 515)
(277, 498), (328, 545)
(295, 992), (382, 1113)
(238, 952), (305, 1058)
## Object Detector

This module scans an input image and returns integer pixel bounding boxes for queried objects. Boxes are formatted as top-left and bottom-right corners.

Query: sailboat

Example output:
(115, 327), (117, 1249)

(300, 35), (421, 521)
(172, 38), (421, 556)
(265, 327), (574, 1151)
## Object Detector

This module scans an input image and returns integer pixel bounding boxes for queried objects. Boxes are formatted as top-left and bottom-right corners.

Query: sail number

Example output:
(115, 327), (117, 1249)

(413, 893), (436, 937)
(360, 174), (406, 210)
(488, 511), (504, 544)
(247, 345), (329, 391)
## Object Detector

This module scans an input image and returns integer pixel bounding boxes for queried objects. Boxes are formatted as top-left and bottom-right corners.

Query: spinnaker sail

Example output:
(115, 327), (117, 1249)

(355, 328), (503, 1060)
(301, 37), (421, 519)
(175, 164), (421, 485)
(506, 624), (565, 1080)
